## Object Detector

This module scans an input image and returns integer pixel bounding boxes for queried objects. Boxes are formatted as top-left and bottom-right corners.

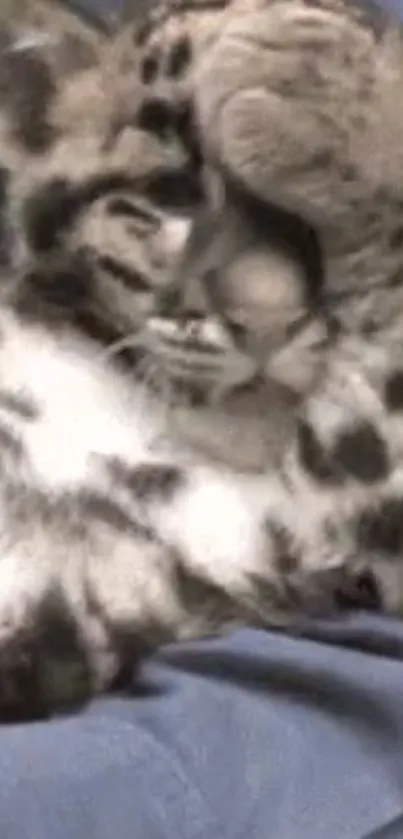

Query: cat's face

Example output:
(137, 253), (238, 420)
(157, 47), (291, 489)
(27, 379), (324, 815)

(144, 179), (331, 401)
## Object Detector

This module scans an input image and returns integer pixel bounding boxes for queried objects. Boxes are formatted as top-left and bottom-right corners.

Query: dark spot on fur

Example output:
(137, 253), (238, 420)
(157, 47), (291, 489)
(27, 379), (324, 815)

(74, 314), (127, 355)
(0, 166), (12, 266)
(143, 169), (203, 209)
(0, 588), (91, 722)
(77, 490), (154, 539)
(245, 571), (301, 617)
(384, 370), (403, 411)
(360, 317), (379, 336)
(29, 258), (90, 305)
(334, 570), (381, 611)
(0, 423), (23, 459)
(0, 390), (38, 420)
(167, 36), (192, 78)
(340, 163), (358, 183)
(172, 553), (236, 629)
(110, 461), (184, 501)
(175, 101), (203, 168)
(36, 589), (89, 669)
(14, 253), (94, 324)
(133, 19), (155, 46)
(333, 422), (389, 483)
(140, 49), (160, 84)
(24, 173), (135, 253)
(389, 227), (403, 250)
(98, 255), (152, 291)
(0, 166), (9, 205)
(267, 522), (299, 574)
(78, 172), (136, 205)
(23, 178), (77, 252)
(0, 48), (55, 153)
(137, 97), (174, 138)
(296, 419), (341, 484)
(387, 269), (403, 288)
(357, 498), (403, 554)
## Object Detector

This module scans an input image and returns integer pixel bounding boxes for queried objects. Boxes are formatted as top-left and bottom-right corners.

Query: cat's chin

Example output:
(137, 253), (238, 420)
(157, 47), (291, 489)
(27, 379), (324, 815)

(169, 376), (301, 472)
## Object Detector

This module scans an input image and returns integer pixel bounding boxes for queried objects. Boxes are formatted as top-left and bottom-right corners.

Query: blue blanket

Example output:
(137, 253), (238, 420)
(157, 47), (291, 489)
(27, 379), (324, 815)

(2, 619), (403, 839)
(3, 0), (403, 836)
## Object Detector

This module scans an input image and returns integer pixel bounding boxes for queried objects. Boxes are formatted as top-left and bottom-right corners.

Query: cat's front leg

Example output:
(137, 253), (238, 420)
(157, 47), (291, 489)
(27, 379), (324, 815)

(262, 338), (403, 620)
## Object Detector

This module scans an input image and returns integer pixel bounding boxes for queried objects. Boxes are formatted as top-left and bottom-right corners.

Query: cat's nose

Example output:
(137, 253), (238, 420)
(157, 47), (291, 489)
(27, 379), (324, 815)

(156, 287), (181, 316)
(157, 275), (209, 321)
(179, 274), (209, 320)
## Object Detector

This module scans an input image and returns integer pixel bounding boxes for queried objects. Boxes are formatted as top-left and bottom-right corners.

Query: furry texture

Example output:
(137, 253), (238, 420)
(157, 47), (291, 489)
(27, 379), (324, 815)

(135, 0), (403, 621)
(0, 2), (318, 721)
(0, 0), (399, 721)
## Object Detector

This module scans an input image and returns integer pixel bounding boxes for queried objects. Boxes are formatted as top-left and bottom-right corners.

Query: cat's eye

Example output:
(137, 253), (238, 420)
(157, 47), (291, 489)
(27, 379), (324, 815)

(224, 317), (248, 344)
(107, 198), (160, 235)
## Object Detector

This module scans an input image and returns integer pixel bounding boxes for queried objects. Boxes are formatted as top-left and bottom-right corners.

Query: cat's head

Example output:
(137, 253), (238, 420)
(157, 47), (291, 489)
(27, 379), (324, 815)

(142, 173), (334, 404)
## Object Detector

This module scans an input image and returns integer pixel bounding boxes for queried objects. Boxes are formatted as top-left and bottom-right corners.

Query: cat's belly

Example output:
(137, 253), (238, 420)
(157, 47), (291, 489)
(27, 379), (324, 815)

(0, 314), (166, 489)
(152, 463), (272, 588)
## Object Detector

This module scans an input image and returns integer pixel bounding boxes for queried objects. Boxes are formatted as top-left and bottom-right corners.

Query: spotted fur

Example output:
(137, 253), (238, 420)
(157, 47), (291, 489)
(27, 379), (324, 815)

(0, 0), (400, 721)
(135, 0), (403, 621)
(0, 3), (319, 721)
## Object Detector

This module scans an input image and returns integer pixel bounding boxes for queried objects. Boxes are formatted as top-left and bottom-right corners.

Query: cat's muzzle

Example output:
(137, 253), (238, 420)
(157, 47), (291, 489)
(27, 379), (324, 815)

(145, 315), (257, 397)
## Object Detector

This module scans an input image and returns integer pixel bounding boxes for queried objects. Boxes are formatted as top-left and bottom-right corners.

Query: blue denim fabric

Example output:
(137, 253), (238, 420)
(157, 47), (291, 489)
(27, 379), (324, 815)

(1, 621), (403, 839)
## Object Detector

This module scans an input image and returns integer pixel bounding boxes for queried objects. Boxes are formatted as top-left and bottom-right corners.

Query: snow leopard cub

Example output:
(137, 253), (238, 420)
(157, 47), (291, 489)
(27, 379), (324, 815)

(0, 9), (329, 722)
(0, 0), (397, 722)
(136, 0), (403, 621)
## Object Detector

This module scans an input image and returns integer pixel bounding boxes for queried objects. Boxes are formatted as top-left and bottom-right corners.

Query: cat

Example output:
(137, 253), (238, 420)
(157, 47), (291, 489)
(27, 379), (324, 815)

(0, 0), (396, 722)
(134, 0), (403, 625)
(0, 5), (332, 722)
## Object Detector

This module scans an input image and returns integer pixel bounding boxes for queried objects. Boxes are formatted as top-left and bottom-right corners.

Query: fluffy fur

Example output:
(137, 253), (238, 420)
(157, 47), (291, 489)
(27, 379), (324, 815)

(0, 3), (321, 721)
(0, 0), (400, 721)
(136, 0), (403, 622)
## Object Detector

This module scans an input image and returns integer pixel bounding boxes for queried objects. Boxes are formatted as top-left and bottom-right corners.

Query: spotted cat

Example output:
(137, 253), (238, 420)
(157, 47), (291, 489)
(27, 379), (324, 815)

(0, 0), (398, 721)
(0, 6), (334, 721)
(135, 0), (403, 616)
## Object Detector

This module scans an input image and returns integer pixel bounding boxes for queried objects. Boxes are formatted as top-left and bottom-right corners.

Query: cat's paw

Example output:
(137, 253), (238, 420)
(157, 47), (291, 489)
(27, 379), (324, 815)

(134, 20), (204, 206)
(0, 588), (92, 722)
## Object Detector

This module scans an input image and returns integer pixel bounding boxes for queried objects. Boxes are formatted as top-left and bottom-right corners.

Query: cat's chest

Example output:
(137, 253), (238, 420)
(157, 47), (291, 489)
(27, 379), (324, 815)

(0, 314), (163, 489)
